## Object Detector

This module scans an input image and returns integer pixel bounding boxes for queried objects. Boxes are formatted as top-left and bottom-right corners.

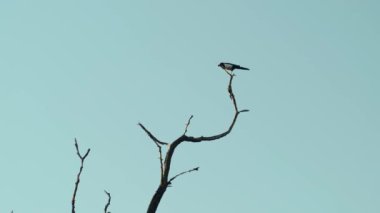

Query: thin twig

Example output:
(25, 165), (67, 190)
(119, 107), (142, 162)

(168, 167), (199, 185)
(157, 143), (164, 180)
(104, 190), (111, 213)
(138, 123), (168, 145)
(72, 138), (91, 213)
(183, 115), (194, 135)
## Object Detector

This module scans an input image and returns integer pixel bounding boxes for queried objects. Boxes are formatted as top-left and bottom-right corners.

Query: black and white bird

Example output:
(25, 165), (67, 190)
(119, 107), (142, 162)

(218, 62), (249, 72)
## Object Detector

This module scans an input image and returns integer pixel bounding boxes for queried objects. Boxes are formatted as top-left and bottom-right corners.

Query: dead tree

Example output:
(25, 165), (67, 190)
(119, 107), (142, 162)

(139, 72), (249, 213)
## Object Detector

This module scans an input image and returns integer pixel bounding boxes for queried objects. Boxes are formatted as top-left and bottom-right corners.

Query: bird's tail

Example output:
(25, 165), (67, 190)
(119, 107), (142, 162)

(237, 66), (249, 70)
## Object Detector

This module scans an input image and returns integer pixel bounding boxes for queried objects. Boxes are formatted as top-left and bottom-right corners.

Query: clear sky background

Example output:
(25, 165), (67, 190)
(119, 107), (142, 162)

(0, 0), (379, 212)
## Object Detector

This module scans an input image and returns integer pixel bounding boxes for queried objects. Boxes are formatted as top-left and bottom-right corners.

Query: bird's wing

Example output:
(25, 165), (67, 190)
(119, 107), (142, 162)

(224, 63), (234, 70)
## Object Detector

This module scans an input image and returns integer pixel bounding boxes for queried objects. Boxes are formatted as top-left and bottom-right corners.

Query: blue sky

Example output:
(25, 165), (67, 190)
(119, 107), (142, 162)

(0, 0), (379, 212)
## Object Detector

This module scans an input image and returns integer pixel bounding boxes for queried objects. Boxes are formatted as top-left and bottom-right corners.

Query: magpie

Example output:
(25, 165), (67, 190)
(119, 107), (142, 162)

(218, 62), (249, 72)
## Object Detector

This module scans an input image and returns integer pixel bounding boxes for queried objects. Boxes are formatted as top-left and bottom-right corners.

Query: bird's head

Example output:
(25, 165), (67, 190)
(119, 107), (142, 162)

(218, 63), (223, 68)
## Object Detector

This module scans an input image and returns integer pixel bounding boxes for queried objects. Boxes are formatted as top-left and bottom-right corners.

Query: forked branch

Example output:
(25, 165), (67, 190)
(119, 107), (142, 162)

(183, 73), (248, 142)
(140, 72), (248, 213)
(72, 138), (91, 213)
(139, 123), (166, 179)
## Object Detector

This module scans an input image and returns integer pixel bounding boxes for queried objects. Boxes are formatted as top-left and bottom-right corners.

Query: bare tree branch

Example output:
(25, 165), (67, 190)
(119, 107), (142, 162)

(182, 111), (240, 142)
(104, 190), (111, 213)
(168, 167), (199, 185)
(139, 123), (166, 180)
(182, 74), (248, 143)
(144, 72), (248, 213)
(72, 138), (91, 213)
(138, 123), (168, 146)
(183, 115), (194, 135)
(138, 123), (167, 179)
(157, 145), (164, 180)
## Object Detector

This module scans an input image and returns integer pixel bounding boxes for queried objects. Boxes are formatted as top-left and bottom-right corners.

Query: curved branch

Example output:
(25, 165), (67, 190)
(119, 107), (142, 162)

(145, 73), (248, 213)
(183, 112), (240, 142)
(168, 167), (199, 185)
(104, 190), (111, 213)
(183, 74), (248, 143)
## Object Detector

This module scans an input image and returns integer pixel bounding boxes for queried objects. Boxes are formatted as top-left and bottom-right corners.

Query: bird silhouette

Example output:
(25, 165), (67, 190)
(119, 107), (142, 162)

(218, 62), (249, 72)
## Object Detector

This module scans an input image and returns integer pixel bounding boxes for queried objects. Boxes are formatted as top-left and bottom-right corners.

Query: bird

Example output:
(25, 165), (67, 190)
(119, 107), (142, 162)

(218, 62), (249, 72)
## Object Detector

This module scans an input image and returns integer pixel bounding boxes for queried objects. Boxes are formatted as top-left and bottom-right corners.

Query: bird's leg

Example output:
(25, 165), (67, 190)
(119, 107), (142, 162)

(223, 69), (232, 76)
